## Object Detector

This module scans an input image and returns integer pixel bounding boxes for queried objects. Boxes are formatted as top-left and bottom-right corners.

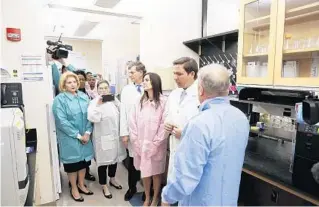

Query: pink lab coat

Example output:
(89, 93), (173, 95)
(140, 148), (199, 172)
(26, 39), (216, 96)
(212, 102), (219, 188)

(129, 95), (168, 178)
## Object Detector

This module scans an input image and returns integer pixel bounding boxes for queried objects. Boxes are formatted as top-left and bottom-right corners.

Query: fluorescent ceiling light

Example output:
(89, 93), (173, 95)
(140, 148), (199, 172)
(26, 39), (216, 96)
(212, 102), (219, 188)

(73, 20), (99, 36)
(93, 0), (121, 8)
(50, 0), (94, 8)
(48, 4), (142, 19)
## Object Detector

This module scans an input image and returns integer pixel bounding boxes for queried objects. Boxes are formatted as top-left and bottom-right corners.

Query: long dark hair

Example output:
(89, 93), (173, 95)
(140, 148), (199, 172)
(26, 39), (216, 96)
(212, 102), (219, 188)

(140, 72), (163, 110)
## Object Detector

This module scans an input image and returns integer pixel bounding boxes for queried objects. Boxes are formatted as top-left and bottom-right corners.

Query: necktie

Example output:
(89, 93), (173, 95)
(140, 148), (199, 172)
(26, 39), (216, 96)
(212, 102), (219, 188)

(179, 90), (187, 105)
(136, 85), (142, 93)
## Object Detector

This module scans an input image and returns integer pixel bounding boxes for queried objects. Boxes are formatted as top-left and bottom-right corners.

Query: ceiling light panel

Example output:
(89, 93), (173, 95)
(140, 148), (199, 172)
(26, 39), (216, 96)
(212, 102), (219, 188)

(73, 20), (99, 36)
(93, 0), (121, 8)
(50, 0), (94, 7)
(43, 8), (83, 36)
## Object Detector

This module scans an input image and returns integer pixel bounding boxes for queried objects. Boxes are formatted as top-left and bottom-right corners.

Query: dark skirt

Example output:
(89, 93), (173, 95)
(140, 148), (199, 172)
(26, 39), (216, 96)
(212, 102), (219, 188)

(63, 160), (91, 173)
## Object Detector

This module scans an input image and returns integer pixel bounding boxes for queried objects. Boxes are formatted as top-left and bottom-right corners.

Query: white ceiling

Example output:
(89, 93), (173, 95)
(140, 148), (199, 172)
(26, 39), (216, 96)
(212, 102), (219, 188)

(43, 0), (144, 39)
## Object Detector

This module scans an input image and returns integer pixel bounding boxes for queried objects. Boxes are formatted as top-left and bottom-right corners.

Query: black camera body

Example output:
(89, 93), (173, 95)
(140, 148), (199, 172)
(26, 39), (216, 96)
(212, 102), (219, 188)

(102, 94), (115, 103)
(46, 39), (73, 60)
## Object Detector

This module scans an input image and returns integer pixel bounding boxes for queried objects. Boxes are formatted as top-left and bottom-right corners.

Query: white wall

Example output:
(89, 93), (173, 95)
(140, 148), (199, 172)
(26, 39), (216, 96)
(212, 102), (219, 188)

(64, 39), (102, 74)
(1, 0), (56, 205)
(45, 37), (103, 75)
(206, 0), (240, 36)
(0, 0), (2, 67)
(140, 0), (201, 71)
(102, 22), (140, 84)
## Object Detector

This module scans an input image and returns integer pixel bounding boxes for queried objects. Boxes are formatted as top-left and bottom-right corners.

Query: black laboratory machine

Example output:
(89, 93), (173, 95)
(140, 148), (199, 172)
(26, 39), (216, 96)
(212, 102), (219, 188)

(232, 87), (319, 205)
(293, 98), (319, 198)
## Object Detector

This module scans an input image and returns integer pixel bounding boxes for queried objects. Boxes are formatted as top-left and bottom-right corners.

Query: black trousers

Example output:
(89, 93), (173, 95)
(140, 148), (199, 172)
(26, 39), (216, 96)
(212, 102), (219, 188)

(98, 164), (117, 185)
(128, 156), (141, 190)
(85, 166), (90, 175)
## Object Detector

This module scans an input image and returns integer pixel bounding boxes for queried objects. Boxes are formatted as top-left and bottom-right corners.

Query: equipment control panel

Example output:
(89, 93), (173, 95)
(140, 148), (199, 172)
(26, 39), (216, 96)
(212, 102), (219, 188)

(298, 123), (319, 135)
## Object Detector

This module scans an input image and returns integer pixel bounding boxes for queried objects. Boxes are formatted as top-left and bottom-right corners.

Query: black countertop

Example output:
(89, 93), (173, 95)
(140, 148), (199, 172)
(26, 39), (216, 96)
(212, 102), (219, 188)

(242, 136), (319, 205)
(243, 136), (294, 186)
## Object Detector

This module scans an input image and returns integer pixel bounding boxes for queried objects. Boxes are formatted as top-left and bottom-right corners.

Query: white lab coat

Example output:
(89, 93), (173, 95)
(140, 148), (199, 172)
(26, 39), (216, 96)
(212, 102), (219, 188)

(87, 96), (127, 167)
(120, 84), (143, 157)
(165, 80), (200, 179)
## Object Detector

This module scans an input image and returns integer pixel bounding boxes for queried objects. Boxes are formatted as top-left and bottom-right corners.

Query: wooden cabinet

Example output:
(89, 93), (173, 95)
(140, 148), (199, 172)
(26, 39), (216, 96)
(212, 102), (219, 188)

(237, 0), (319, 88)
(239, 172), (315, 206)
(237, 0), (278, 86)
(274, 0), (319, 88)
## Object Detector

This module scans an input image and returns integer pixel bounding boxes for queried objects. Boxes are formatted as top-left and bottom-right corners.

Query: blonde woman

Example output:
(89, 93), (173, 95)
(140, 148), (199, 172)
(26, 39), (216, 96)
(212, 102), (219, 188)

(52, 72), (94, 202)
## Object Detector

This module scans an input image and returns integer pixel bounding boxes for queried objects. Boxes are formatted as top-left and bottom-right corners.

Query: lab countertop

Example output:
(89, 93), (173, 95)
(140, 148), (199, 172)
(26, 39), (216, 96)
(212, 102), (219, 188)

(243, 136), (319, 205)
(243, 136), (293, 185)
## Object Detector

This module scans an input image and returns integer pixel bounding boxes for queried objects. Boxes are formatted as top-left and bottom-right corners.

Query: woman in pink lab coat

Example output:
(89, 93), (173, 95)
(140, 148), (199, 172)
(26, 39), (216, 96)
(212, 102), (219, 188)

(129, 72), (168, 206)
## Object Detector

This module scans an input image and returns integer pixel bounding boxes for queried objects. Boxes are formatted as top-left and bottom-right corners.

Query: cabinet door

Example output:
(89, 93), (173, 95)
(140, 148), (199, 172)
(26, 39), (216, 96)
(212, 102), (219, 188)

(274, 0), (319, 88)
(237, 0), (278, 85)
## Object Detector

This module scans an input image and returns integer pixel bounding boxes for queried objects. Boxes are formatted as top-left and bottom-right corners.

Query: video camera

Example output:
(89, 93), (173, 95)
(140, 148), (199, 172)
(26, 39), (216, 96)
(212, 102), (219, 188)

(46, 34), (73, 59)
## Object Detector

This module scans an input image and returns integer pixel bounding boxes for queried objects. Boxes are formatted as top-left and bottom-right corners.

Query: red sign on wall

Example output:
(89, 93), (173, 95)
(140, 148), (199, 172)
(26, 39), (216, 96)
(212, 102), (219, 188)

(6, 28), (21, 42)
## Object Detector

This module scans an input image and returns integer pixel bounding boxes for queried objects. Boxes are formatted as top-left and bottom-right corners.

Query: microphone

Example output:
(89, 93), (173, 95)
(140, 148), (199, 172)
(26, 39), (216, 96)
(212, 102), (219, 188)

(46, 40), (59, 46)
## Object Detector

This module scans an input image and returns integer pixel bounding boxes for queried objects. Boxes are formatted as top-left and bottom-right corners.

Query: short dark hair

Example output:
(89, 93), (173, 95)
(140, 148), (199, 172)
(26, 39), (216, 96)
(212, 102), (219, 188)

(173, 57), (198, 79)
(86, 71), (92, 75)
(74, 70), (87, 80)
(127, 62), (135, 70)
(131, 61), (147, 75)
(126, 61), (134, 69)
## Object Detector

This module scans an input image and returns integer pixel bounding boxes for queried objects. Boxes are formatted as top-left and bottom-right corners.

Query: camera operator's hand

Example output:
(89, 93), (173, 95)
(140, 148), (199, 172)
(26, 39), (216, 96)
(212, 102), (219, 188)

(46, 53), (53, 62)
(56, 58), (69, 67)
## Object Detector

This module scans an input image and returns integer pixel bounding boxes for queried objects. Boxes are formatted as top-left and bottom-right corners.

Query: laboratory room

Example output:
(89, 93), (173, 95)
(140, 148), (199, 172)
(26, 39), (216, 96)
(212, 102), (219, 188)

(1, 0), (319, 206)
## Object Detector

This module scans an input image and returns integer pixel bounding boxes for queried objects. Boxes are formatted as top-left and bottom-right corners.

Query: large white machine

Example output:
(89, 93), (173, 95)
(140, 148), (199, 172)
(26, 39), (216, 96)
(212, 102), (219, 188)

(1, 82), (29, 206)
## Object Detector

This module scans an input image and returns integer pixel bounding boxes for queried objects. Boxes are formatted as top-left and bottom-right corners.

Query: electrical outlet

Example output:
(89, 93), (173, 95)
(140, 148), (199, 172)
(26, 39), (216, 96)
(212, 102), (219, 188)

(271, 189), (279, 203)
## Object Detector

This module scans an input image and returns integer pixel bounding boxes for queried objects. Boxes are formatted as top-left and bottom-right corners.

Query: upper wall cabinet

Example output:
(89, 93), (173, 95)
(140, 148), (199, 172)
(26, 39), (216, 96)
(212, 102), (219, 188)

(274, 0), (319, 88)
(237, 0), (319, 89)
(237, 0), (278, 86)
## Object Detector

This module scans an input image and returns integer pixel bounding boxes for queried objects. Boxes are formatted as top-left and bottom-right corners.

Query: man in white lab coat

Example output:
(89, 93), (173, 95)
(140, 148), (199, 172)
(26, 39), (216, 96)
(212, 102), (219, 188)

(120, 61), (146, 201)
(164, 57), (200, 187)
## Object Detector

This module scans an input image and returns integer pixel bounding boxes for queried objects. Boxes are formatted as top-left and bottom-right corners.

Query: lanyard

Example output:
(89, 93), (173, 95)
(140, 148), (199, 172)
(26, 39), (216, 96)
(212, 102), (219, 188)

(199, 97), (230, 112)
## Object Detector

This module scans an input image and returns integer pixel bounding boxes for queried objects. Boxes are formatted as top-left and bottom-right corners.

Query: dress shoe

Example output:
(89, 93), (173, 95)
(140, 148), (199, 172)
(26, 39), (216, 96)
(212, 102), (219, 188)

(103, 189), (112, 199)
(85, 173), (96, 181)
(109, 181), (122, 190)
(124, 188), (137, 201)
(70, 189), (84, 202)
(78, 186), (94, 195)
